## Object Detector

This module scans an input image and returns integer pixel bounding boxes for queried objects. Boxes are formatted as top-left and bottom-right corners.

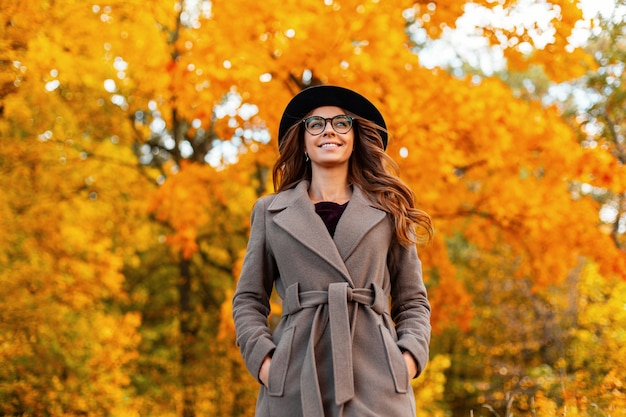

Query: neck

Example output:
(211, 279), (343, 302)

(308, 167), (352, 204)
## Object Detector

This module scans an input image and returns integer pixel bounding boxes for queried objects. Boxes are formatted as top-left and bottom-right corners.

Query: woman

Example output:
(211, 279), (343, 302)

(232, 85), (434, 417)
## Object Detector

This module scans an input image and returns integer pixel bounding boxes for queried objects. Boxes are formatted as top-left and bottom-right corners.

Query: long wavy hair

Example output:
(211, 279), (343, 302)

(273, 115), (434, 246)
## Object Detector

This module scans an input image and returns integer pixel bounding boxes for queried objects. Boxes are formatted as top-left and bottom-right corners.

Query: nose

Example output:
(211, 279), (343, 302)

(322, 119), (336, 136)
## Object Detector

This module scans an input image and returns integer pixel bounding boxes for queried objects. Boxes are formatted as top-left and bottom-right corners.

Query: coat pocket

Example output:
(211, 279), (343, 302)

(378, 324), (409, 394)
(267, 326), (295, 397)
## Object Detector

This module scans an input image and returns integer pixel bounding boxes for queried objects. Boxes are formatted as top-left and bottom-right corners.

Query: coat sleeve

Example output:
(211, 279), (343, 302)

(389, 240), (431, 377)
(232, 197), (278, 383)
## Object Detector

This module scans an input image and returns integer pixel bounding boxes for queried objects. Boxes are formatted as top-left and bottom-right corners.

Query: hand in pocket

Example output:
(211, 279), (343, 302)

(402, 351), (418, 380)
(259, 355), (272, 386)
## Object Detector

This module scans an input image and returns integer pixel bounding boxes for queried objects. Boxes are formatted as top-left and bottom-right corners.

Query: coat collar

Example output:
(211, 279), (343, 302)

(268, 181), (387, 285)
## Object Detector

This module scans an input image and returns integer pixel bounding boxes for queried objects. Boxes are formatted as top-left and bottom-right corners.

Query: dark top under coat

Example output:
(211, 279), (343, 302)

(315, 201), (349, 237)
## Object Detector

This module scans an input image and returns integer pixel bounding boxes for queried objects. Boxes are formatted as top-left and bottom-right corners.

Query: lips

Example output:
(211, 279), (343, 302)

(319, 142), (341, 148)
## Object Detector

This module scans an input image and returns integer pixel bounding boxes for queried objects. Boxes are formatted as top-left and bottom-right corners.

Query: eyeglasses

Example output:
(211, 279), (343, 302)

(302, 115), (354, 135)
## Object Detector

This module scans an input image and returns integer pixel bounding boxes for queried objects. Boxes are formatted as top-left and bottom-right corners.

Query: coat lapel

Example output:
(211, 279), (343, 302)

(333, 186), (387, 261)
(268, 182), (388, 286)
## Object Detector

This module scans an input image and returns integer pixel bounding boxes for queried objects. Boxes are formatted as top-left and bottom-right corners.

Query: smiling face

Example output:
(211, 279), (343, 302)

(303, 106), (355, 169)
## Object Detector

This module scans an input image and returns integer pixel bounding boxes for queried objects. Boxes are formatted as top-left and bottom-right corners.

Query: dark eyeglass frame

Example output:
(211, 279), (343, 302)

(302, 115), (354, 135)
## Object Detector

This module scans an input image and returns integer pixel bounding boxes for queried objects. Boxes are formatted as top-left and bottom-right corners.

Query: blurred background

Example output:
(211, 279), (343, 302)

(1, 0), (625, 416)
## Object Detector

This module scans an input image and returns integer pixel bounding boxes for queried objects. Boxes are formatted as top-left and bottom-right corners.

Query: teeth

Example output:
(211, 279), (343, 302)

(320, 143), (339, 148)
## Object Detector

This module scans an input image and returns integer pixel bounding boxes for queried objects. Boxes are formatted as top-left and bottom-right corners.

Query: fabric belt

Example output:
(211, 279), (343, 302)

(282, 282), (387, 416)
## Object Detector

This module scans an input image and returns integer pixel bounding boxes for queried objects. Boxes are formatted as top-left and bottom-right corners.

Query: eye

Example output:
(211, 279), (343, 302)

(333, 116), (350, 127)
(307, 117), (324, 129)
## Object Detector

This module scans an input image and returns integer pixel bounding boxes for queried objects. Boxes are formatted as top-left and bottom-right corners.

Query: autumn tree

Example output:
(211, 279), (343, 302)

(420, 2), (626, 415)
(2, 0), (625, 416)
(0, 0), (162, 414)
(0, 100), (150, 414)
(566, 4), (626, 250)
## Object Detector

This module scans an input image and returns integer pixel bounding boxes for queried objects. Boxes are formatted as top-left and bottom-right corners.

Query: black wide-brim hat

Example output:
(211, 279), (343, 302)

(278, 85), (388, 150)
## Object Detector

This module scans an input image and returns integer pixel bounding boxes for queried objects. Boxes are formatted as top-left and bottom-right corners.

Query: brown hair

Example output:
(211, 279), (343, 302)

(272, 117), (434, 246)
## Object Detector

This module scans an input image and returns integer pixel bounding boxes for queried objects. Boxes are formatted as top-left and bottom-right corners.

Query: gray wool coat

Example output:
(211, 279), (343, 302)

(232, 180), (431, 417)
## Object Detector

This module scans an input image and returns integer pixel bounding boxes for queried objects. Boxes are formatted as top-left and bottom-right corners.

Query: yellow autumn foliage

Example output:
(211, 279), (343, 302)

(1, 0), (624, 415)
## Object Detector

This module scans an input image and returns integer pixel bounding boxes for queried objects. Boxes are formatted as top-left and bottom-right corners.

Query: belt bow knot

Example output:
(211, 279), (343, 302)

(282, 281), (387, 416)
